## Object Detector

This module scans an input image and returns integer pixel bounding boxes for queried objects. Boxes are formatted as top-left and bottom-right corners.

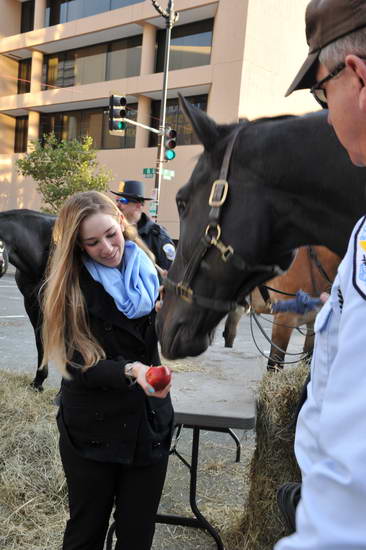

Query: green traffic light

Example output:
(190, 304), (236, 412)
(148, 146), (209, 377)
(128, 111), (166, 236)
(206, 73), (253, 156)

(113, 121), (127, 130)
(165, 150), (176, 161)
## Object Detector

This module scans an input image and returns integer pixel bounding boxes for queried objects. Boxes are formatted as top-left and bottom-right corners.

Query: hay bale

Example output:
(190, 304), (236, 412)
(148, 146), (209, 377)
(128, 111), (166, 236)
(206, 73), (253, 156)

(241, 363), (309, 550)
(0, 370), (67, 550)
(0, 364), (307, 550)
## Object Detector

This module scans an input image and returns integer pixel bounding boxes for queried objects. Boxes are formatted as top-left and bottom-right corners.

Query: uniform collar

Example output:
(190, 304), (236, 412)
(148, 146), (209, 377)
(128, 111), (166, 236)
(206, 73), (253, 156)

(137, 212), (154, 235)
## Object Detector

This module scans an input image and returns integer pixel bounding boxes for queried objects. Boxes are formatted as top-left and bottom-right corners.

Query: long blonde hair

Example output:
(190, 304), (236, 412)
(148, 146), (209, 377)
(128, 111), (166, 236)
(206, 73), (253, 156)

(41, 191), (154, 377)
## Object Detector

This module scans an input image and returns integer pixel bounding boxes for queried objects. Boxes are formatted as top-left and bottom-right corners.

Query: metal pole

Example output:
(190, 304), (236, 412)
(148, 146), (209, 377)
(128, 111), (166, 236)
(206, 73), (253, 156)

(151, 0), (178, 221)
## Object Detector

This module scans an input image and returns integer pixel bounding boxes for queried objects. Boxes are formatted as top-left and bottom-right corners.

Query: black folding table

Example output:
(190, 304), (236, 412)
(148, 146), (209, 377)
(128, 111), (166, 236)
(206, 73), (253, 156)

(156, 370), (256, 549)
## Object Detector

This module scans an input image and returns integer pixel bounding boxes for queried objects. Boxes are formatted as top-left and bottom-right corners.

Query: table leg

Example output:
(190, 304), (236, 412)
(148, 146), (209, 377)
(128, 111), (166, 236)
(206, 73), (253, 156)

(227, 428), (241, 462)
(156, 426), (224, 550)
(189, 426), (224, 549)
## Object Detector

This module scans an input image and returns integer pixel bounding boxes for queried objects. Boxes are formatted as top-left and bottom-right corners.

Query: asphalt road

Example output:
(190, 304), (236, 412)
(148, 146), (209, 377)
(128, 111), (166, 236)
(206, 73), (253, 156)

(0, 267), (306, 391)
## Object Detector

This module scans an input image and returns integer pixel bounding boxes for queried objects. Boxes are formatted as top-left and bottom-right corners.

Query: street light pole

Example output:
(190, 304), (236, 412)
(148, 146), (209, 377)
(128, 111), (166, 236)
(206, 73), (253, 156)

(151, 0), (178, 221)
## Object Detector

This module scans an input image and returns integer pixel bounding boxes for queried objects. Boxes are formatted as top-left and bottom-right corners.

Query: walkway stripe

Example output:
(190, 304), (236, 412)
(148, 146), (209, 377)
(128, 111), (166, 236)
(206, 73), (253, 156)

(0, 315), (26, 318)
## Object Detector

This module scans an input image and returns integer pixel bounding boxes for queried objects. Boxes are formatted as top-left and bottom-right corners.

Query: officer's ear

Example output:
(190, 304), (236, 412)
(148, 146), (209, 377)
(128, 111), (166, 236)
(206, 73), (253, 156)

(346, 55), (366, 113)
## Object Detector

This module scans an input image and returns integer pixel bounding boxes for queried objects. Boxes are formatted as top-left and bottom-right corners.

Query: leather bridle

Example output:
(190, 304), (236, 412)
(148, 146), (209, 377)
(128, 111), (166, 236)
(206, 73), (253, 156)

(163, 125), (286, 313)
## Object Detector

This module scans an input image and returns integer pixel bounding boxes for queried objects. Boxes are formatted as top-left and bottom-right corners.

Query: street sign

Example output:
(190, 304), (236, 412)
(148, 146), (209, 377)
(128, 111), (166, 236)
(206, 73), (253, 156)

(109, 130), (125, 136)
(163, 169), (175, 180)
(143, 168), (156, 178)
(148, 200), (158, 216)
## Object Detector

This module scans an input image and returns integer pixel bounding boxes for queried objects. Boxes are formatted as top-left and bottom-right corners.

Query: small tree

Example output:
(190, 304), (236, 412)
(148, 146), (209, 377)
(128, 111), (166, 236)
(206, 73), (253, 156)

(16, 133), (113, 214)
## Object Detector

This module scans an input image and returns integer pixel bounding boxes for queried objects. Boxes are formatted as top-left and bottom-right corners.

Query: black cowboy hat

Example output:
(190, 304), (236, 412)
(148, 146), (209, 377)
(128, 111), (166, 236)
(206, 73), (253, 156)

(110, 180), (153, 201)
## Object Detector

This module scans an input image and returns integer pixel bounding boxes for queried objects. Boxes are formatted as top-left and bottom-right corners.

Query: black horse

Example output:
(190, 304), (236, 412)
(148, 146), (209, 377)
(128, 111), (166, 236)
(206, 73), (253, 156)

(0, 210), (55, 389)
(156, 99), (366, 359)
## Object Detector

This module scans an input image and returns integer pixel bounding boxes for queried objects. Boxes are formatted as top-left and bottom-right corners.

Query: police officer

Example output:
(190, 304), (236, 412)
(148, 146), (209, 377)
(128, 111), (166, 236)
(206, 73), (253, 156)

(111, 180), (175, 271)
(275, 1), (366, 549)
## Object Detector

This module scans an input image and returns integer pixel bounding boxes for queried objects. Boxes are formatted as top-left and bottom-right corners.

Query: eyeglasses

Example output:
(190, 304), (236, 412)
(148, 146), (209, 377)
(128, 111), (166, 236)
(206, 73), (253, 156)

(117, 197), (144, 205)
(310, 62), (345, 109)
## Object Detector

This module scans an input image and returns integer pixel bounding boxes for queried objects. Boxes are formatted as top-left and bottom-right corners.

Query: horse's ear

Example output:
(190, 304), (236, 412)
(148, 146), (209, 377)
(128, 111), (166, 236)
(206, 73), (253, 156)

(179, 93), (220, 152)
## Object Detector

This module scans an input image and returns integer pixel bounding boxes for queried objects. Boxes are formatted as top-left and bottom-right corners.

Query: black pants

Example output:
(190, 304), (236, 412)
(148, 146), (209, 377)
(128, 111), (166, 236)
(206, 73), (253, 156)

(59, 436), (169, 550)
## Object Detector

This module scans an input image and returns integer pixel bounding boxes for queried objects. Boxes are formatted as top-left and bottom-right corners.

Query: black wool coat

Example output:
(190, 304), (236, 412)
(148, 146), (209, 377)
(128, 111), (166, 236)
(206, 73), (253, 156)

(58, 267), (174, 466)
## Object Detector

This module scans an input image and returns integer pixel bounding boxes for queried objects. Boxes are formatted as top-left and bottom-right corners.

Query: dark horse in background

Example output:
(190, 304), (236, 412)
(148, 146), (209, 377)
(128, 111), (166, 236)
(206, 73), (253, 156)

(156, 99), (366, 360)
(223, 245), (340, 369)
(0, 210), (55, 389)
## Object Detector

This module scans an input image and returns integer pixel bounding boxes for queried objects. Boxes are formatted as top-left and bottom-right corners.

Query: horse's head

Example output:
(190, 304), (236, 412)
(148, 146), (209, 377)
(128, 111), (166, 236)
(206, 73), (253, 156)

(156, 96), (295, 359)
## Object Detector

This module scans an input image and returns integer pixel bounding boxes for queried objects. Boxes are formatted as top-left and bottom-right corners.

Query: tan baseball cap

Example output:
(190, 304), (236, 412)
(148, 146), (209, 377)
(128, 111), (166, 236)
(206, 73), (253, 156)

(286, 0), (366, 97)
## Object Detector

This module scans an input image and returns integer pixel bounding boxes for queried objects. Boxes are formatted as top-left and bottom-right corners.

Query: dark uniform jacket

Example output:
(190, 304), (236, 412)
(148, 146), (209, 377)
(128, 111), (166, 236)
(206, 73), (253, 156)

(137, 213), (175, 271)
(57, 267), (174, 466)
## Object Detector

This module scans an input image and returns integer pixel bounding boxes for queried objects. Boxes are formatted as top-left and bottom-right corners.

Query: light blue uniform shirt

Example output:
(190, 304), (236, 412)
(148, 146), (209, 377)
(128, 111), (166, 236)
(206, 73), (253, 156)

(276, 216), (366, 550)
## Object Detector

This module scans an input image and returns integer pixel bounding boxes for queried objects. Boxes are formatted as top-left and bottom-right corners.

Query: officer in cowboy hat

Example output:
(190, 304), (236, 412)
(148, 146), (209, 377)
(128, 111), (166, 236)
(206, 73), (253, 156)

(275, 1), (366, 549)
(111, 180), (175, 271)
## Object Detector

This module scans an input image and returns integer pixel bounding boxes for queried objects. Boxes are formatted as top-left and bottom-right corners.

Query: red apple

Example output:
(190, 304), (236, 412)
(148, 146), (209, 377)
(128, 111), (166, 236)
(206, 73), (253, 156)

(146, 365), (172, 391)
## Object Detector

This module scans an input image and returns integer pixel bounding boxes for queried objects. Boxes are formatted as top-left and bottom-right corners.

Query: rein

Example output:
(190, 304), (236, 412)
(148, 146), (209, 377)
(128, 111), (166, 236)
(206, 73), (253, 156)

(249, 310), (311, 365)
(249, 245), (335, 366)
(164, 125), (285, 313)
(308, 244), (333, 290)
(258, 245), (333, 307)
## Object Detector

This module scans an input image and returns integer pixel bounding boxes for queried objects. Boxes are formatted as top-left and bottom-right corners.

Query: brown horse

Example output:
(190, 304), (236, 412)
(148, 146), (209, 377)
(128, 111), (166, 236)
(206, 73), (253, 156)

(222, 245), (340, 369)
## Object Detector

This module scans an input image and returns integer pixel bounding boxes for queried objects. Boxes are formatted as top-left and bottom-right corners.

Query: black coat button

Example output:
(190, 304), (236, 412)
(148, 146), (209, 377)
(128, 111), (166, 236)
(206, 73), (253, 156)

(104, 323), (112, 331)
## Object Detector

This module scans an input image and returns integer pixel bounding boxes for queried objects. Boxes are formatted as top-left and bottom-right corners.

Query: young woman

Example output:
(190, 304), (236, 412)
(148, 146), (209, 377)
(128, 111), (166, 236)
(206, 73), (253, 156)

(41, 191), (173, 550)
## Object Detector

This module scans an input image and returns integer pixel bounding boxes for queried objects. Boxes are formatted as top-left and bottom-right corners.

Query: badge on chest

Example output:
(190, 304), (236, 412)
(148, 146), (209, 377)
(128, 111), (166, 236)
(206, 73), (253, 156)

(353, 216), (366, 300)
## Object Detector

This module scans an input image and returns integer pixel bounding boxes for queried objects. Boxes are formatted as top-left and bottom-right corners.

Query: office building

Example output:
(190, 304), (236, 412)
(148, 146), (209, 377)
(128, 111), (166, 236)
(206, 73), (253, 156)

(0, 0), (314, 237)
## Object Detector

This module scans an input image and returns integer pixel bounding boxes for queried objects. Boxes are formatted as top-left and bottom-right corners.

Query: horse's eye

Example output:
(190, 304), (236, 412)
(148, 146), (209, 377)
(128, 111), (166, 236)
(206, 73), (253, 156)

(176, 199), (187, 215)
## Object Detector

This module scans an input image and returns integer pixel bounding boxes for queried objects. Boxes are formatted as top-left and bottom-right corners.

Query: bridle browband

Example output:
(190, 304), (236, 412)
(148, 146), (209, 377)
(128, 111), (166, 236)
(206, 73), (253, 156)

(163, 124), (286, 313)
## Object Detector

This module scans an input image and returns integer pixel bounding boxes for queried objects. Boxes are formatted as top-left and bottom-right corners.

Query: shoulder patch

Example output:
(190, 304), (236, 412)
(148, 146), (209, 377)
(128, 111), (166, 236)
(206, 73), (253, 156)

(353, 216), (366, 300)
(162, 243), (176, 261)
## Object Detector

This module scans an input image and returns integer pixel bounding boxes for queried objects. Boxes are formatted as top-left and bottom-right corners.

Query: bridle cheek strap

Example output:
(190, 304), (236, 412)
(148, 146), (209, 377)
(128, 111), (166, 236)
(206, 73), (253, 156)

(164, 125), (284, 313)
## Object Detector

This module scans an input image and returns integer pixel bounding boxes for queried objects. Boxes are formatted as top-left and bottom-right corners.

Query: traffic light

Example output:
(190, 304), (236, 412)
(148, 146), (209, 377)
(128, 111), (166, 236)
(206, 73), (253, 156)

(108, 95), (127, 132)
(164, 127), (177, 160)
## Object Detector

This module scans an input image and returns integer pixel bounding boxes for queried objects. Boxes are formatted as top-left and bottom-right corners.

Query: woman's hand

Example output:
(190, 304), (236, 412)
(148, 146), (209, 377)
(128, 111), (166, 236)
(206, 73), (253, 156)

(129, 362), (171, 398)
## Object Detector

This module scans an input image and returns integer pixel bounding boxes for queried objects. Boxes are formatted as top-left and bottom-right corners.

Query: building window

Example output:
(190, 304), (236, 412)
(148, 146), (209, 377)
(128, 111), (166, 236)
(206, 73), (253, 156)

(155, 19), (213, 73)
(18, 59), (32, 94)
(21, 0), (35, 33)
(43, 36), (142, 90)
(107, 36), (142, 80)
(110, 0), (142, 9)
(149, 95), (208, 147)
(45, 0), (143, 26)
(39, 106), (137, 149)
(14, 117), (29, 153)
(74, 44), (108, 86)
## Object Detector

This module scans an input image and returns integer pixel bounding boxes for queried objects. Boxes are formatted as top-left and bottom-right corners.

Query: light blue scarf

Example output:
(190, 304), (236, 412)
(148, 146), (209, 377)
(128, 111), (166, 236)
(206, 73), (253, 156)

(83, 241), (159, 319)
